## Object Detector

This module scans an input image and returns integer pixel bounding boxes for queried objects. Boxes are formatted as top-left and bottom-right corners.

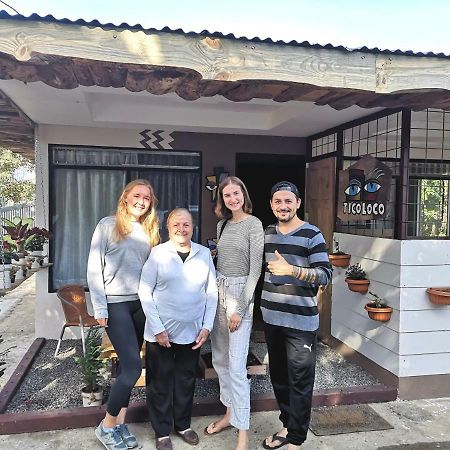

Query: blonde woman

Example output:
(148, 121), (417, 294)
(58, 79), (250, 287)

(205, 176), (264, 450)
(87, 179), (159, 450)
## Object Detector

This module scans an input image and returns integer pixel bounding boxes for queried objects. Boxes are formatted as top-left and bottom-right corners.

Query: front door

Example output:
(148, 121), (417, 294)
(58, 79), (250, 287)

(305, 157), (336, 340)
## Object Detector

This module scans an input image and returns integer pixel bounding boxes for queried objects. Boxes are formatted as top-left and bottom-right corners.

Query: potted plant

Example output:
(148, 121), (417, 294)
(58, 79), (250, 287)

(426, 287), (450, 305)
(25, 227), (52, 267)
(328, 239), (351, 267)
(364, 291), (393, 322)
(74, 327), (106, 407)
(345, 263), (370, 293)
(1, 241), (14, 268)
(1, 217), (35, 262)
(25, 227), (52, 256)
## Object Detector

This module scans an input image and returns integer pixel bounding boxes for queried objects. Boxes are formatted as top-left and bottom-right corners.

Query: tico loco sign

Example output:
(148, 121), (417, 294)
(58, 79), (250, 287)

(337, 155), (392, 221)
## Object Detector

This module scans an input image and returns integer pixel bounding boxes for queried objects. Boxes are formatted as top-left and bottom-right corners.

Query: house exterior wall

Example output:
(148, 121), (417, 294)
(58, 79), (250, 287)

(331, 233), (401, 376)
(331, 231), (450, 397)
(34, 124), (305, 339)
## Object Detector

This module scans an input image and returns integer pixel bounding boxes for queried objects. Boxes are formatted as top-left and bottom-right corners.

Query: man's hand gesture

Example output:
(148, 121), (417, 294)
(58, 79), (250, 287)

(267, 250), (293, 276)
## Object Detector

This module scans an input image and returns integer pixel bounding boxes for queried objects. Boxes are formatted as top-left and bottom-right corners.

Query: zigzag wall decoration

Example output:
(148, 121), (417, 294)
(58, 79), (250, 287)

(139, 130), (174, 150)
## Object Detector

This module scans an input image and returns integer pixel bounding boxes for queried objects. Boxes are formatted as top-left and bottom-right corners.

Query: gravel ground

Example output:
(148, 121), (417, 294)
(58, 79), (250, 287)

(6, 336), (379, 413)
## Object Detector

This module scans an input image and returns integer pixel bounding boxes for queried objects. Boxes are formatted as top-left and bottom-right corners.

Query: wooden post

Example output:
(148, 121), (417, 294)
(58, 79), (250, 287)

(395, 109), (411, 240)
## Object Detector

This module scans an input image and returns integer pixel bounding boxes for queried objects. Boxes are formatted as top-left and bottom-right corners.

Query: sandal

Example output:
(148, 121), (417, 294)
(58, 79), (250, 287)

(204, 421), (232, 435)
(262, 433), (289, 449)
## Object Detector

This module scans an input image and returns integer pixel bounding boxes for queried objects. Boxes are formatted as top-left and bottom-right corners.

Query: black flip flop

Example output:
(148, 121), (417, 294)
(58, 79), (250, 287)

(262, 433), (289, 449)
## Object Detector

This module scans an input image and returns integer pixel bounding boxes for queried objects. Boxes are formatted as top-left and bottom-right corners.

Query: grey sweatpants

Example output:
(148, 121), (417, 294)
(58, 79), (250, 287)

(210, 273), (253, 430)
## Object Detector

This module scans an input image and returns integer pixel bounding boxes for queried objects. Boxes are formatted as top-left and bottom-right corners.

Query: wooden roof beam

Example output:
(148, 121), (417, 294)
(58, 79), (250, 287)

(0, 18), (386, 94)
(1, 17), (450, 96)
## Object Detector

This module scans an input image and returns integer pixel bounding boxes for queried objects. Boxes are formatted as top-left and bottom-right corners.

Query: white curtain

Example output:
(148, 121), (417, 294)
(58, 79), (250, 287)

(50, 146), (201, 289)
(52, 168), (126, 289)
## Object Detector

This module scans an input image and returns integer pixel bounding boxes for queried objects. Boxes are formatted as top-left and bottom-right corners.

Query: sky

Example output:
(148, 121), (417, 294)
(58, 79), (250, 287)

(2, 0), (450, 54)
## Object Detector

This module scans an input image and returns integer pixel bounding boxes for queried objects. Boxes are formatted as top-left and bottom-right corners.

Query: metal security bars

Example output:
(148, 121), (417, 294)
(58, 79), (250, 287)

(408, 109), (450, 237)
(308, 107), (450, 239)
(311, 133), (337, 158)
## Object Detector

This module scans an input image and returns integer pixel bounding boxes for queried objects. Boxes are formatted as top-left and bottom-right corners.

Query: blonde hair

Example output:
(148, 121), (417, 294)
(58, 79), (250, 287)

(166, 208), (193, 229)
(114, 179), (160, 246)
(214, 176), (253, 220)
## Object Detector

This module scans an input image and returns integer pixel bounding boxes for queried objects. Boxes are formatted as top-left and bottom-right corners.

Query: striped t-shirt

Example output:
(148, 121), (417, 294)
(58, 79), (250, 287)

(261, 222), (332, 332)
(216, 215), (264, 316)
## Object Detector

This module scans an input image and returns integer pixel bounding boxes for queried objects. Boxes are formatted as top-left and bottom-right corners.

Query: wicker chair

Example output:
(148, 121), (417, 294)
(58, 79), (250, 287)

(55, 284), (98, 357)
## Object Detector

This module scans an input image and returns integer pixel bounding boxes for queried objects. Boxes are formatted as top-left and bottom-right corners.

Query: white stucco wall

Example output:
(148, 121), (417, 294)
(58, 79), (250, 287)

(331, 232), (450, 378)
(34, 124), (138, 338)
(34, 124), (305, 339)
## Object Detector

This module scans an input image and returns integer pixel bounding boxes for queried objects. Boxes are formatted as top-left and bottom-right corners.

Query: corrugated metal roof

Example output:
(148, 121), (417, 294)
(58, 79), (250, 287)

(1, 9), (449, 59)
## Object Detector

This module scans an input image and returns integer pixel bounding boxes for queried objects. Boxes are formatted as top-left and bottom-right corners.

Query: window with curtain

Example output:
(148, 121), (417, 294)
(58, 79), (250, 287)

(50, 146), (201, 290)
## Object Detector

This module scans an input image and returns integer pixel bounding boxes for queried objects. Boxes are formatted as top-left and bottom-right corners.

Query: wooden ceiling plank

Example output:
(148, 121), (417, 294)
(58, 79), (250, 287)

(0, 18), (378, 92)
(0, 89), (34, 127)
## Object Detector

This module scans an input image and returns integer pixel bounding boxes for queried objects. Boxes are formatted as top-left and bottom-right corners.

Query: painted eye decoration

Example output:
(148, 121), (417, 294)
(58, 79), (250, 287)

(364, 180), (381, 193)
(344, 183), (361, 196)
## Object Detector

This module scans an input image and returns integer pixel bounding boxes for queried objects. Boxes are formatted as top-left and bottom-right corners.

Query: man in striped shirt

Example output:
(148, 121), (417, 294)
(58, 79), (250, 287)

(261, 181), (332, 450)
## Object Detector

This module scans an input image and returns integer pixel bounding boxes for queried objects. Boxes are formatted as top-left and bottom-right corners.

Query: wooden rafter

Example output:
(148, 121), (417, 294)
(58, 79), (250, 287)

(0, 17), (450, 114)
(0, 89), (35, 159)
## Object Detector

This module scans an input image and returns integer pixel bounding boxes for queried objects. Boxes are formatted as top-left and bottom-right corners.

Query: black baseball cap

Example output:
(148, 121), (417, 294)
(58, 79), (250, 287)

(270, 181), (300, 198)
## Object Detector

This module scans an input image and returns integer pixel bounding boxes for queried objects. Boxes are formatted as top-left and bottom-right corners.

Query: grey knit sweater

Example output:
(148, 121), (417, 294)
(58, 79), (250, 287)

(216, 215), (264, 316)
(87, 216), (152, 319)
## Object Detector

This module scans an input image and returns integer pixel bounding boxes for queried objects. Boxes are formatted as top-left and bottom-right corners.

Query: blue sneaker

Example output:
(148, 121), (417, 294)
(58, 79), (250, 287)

(95, 422), (128, 450)
(116, 424), (139, 449)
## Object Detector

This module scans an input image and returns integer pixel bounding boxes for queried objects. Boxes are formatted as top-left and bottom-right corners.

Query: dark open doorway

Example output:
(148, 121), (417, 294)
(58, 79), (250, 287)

(236, 153), (306, 226)
(236, 152), (306, 323)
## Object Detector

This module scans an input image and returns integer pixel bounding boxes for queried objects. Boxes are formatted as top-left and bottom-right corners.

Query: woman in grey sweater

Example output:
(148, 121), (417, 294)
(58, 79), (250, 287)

(87, 179), (159, 450)
(205, 176), (264, 450)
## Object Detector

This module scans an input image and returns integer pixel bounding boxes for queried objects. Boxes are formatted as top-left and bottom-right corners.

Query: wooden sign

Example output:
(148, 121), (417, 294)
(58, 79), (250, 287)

(337, 155), (392, 221)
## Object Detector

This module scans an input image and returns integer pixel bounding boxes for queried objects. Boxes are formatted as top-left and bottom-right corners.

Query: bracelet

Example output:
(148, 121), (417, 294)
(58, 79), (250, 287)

(291, 265), (301, 279)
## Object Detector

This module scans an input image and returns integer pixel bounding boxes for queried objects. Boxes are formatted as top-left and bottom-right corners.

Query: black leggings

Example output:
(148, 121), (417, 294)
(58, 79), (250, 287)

(106, 300), (145, 416)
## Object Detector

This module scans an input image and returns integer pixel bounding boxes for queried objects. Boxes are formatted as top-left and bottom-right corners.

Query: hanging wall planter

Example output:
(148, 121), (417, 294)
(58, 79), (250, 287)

(364, 303), (393, 322)
(364, 291), (393, 322)
(346, 278), (370, 293)
(328, 240), (351, 267)
(345, 263), (370, 294)
(329, 252), (351, 268)
(426, 287), (450, 305)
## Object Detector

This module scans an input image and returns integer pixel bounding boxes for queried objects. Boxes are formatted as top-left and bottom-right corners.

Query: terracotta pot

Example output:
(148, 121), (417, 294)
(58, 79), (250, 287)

(329, 253), (351, 267)
(345, 278), (370, 293)
(426, 287), (450, 305)
(365, 303), (393, 322)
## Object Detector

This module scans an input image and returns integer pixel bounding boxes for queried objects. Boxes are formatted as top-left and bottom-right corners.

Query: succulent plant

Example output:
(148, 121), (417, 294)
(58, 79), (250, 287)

(345, 263), (367, 280)
(367, 291), (388, 308)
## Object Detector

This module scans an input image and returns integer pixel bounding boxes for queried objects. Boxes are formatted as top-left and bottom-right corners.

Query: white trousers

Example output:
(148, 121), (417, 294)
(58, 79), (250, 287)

(211, 273), (253, 430)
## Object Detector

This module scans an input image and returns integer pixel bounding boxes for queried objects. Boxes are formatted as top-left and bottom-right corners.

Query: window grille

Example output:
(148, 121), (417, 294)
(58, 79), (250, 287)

(311, 133), (337, 158)
(407, 109), (450, 237)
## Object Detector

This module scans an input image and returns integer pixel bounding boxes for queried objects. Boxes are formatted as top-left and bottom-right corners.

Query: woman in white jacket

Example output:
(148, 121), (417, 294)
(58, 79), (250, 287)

(139, 208), (218, 450)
